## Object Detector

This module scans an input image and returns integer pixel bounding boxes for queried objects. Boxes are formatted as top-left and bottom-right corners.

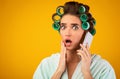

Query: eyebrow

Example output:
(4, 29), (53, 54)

(60, 23), (79, 26)
(60, 23), (66, 26)
(71, 23), (79, 26)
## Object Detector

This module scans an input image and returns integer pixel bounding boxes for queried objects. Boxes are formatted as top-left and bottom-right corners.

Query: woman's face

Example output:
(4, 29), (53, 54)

(60, 14), (84, 51)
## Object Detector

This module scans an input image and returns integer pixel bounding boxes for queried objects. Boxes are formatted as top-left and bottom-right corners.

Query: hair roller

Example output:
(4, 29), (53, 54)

(84, 4), (89, 12)
(56, 6), (64, 16)
(79, 5), (86, 13)
(90, 28), (96, 35)
(82, 22), (90, 30)
(90, 18), (96, 26)
(52, 22), (60, 31)
(79, 4), (89, 13)
(52, 13), (61, 23)
(80, 13), (92, 22)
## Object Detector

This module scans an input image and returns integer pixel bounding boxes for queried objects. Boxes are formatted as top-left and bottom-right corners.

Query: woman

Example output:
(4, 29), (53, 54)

(33, 1), (116, 79)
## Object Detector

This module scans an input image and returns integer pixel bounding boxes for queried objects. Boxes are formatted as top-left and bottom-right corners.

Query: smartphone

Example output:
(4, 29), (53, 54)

(82, 32), (93, 48)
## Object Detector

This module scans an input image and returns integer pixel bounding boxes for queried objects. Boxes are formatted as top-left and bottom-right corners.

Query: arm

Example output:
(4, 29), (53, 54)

(77, 44), (93, 79)
(51, 42), (67, 79)
(83, 70), (93, 79)
(51, 68), (64, 79)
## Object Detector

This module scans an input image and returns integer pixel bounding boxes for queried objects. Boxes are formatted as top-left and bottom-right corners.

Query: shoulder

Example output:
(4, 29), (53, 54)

(91, 54), (114, 70)
(37, 53), (60, 71)
(91, 54), (116, 79)
(33, 53), (60, 79)
(41, 53), (60, 65)
(91, 54), (113, 68)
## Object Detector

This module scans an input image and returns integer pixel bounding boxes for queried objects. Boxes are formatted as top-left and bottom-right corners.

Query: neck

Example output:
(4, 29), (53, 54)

(66, 50), (80, 64)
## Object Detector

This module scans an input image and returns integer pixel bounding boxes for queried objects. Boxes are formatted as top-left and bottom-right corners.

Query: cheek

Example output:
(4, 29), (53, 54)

(74, 34), (82, 42)
(73, 32), (84, 42)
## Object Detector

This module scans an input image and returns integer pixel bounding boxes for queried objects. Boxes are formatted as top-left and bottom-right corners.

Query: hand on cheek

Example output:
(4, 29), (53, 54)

(57, 41), (67, 73)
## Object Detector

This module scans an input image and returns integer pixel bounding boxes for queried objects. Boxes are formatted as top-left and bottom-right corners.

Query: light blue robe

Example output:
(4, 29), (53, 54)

(33, 53), (116, 79)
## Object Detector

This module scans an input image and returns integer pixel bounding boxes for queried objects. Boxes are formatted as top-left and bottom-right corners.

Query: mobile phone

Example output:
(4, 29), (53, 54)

(82, 32), (93, 47)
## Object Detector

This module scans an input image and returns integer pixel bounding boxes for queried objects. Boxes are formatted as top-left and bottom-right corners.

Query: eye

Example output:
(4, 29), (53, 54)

(60, 26), (66, 30)
(72, 25), (79, 30)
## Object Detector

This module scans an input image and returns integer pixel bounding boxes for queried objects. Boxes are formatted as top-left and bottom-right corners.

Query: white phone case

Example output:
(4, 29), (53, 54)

(83, 32), (93, 47)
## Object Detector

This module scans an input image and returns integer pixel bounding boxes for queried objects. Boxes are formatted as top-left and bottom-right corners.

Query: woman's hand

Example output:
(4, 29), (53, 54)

(51, 42), (67, 79)
(77, 44), (93, 79)
(57, 41), (67, 73)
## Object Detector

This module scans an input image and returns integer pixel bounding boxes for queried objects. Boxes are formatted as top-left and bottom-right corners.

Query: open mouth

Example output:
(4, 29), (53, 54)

(66, 40), (72, 43)
(65, 39), (72, 46)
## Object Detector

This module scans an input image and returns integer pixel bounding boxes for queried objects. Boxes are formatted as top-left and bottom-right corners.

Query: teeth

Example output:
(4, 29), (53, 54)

(66, 40), (71, 43)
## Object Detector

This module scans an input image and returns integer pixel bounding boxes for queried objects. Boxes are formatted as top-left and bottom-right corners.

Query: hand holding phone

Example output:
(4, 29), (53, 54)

(82, 32), (93, 48)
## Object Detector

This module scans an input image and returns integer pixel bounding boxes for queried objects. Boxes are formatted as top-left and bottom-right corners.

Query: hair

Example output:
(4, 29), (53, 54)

(64, 2), (84, 16)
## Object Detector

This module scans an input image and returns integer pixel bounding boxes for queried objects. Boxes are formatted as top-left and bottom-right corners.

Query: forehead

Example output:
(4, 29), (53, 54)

(60, 14), (81, 24)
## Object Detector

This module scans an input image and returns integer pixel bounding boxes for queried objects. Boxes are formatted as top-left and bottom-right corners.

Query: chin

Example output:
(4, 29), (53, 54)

(66, 46), (73, 50)
(66, 46), (78, 51)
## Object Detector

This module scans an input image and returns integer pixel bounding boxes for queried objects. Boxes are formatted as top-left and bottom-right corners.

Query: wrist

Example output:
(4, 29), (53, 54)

(51, 68), (64, 79)
(83, 70), (93, 79)
(56, 67), (65, 74)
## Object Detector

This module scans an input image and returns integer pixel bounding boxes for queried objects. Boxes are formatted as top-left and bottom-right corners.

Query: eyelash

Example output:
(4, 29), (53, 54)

(60, 25), (79, 30)
(72, 25), (79, 30)
(60, 26), (66, 30)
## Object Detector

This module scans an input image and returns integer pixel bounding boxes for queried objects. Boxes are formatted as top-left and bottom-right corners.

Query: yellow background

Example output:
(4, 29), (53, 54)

(0, 0), (120, 79)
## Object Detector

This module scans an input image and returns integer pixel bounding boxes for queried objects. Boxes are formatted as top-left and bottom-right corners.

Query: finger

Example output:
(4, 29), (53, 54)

(60, 41), (67, 62)
(80, 44), (87, 52)
(80, 44), (88, 55)
(62, 42), (67, 63)
(86, 43), (90, 51)
(61, 41), (64, 50)
(62, 42), (66, 54)
(77, 49), (91, 63)
(60, 41), (65, 58)
(86, 43), (91, 57)
(60, 41), (63, 52)
(80, 44), (90, 57)
(61, 41), (65, 51)
(62, 41), (66, 56)
(77, 50), (86, 60)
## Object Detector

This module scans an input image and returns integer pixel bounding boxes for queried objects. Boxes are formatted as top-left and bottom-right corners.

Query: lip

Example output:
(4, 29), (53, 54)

(64, 38), (72, 47)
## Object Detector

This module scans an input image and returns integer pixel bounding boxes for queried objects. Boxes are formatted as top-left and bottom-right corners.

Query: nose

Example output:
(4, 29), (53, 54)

(65, 28), (71, 36)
